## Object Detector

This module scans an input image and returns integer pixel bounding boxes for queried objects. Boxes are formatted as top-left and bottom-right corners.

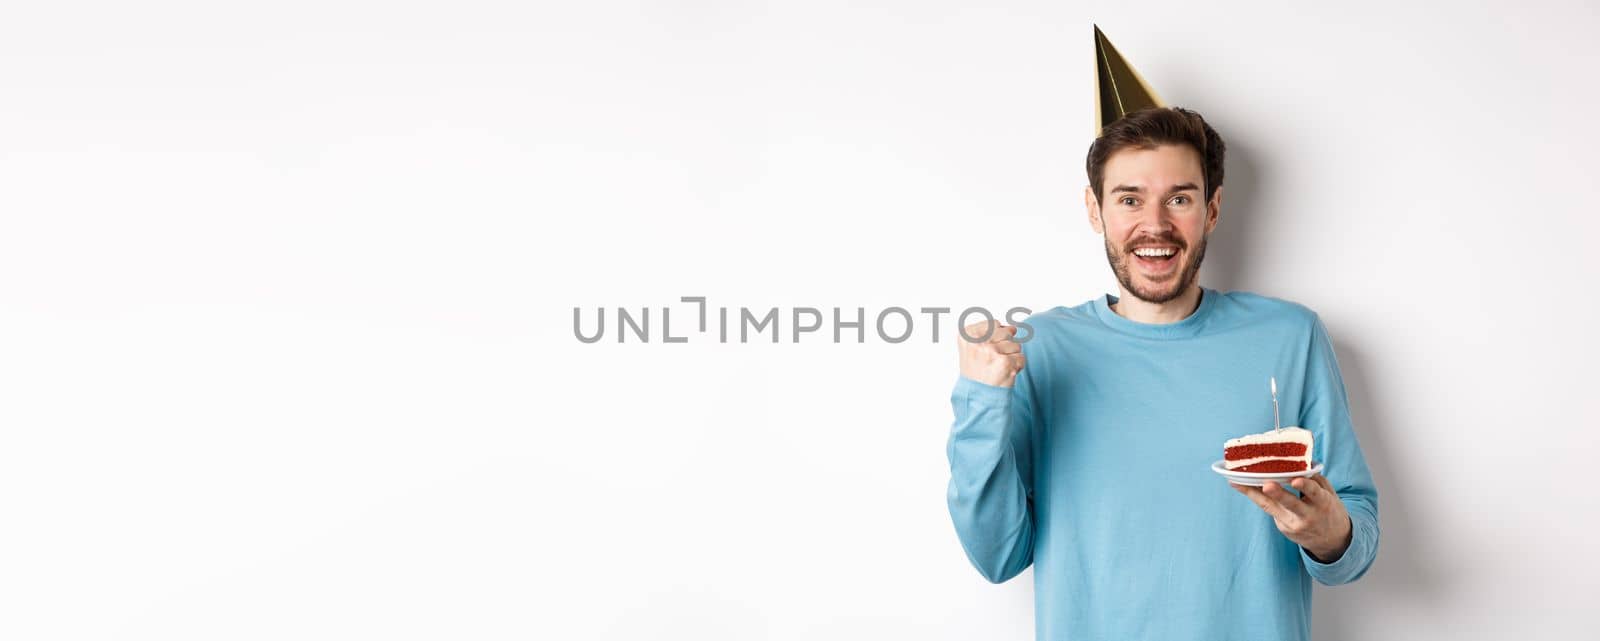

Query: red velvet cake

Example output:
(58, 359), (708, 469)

(1222, 427), (1313, 473)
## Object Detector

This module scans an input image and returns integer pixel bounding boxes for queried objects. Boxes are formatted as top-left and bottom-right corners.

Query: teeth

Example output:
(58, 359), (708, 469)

(1133, 247), (1176, 257)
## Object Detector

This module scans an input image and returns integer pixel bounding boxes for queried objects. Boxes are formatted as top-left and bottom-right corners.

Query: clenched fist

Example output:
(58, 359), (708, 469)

(958, 321), (1026, 387)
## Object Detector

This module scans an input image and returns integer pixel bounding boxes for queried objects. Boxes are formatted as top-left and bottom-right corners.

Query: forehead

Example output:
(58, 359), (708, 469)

(1103, 143), (1203, 188)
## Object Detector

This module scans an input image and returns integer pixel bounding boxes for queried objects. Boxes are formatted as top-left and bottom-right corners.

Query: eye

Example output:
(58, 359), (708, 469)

(1120, 196), (1138, 207)
(1170, 195), (1190, 206)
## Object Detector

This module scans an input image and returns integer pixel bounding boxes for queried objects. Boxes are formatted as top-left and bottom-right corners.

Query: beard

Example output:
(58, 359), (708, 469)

(1103, 231), (1208, 304)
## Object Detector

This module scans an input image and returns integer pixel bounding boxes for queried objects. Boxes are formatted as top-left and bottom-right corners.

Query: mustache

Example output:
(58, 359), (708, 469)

(1123, 235), (1187, 251)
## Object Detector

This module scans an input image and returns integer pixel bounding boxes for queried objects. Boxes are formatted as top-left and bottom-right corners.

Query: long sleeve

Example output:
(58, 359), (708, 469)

(1296, 314), (1381, 585)
(945, 365), (1039, 584)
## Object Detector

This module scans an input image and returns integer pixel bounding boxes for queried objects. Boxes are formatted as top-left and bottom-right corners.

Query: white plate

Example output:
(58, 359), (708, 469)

(1210, 460), (1323, 487)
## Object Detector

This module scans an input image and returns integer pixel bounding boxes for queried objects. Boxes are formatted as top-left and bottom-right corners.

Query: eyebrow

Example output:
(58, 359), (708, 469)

(1109, 182), (1201, 195)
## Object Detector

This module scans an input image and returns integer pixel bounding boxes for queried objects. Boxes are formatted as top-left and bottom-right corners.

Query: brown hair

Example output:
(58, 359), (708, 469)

(1086, 106), (1226, 206)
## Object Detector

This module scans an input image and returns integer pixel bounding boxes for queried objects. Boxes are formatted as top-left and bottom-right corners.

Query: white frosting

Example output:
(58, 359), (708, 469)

(1223, 426), (1312, 450)
(1222, 454), (1310, 470)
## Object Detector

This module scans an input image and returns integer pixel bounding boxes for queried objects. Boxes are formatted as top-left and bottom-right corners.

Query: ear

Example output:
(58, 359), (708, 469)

(1085, 186), (1104, 234)
(1205, 185), (1224, 235)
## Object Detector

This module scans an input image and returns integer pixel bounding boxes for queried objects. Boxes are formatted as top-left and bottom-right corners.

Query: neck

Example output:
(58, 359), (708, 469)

(1110, 281), (1204, 324)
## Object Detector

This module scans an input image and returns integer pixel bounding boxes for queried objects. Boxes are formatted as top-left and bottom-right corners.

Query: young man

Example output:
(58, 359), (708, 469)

(945, 107), (1379, 640)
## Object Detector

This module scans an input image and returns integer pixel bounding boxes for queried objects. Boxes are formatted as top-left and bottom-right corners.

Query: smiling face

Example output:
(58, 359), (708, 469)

(1086, 143), (1222, 304)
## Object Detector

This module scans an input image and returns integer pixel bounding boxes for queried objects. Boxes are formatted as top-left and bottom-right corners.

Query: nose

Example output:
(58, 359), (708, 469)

(1134, 201), (1176, 234)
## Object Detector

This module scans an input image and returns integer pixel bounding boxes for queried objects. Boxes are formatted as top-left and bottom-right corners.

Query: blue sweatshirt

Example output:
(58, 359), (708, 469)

(946, 287), (1379, 640)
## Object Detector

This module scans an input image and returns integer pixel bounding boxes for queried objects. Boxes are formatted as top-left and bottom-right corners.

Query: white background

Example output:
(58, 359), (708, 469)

(2, 1), (1597, 639)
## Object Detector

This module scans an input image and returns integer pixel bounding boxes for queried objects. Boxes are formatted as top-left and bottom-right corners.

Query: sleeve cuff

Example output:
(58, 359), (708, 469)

(1300, 544), (1345, 568)
(1299, 510), (1377, 585)
(953, 375), (1013, 406)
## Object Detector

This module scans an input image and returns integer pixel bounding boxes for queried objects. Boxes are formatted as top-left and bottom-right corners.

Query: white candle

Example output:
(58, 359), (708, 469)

(1270, 376), (1280, 431)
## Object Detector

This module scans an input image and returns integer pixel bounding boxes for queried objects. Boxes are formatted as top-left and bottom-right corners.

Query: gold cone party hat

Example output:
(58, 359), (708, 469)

(1094, 25), (1165, 136)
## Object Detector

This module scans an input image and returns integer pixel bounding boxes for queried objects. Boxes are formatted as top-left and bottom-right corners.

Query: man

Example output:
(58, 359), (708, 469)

(944, 105), (1379, 640)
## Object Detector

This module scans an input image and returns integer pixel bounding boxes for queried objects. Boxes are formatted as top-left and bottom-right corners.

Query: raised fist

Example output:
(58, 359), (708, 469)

(958, 321), (1025, 387)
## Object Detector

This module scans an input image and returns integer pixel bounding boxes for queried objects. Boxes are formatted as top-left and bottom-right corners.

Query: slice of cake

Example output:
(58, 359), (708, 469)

(1223, 426), (1313, 472)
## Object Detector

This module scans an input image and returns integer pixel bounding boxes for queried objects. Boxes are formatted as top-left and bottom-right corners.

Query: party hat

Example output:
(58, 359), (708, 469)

(1094, 25), (1166, 135)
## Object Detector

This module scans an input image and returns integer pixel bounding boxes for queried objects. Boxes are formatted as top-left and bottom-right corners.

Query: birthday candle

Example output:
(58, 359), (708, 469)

(1270, 377), (1280, 431)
